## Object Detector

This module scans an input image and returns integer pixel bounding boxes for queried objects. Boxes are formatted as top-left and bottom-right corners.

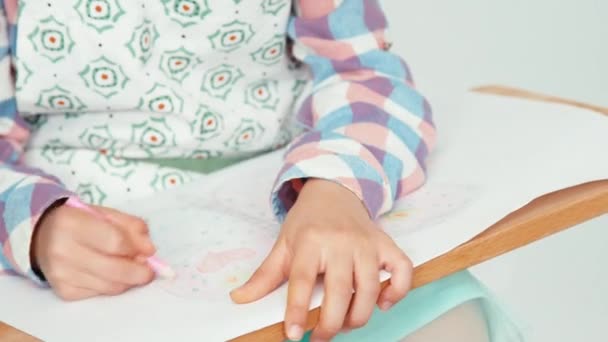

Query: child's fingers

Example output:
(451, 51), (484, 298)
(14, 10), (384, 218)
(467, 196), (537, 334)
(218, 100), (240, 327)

(50, 283), (98, 302)
(377, 248), (413, 311)
(57, 269), (130, 296)
(311, 255), (354, 341)
(230, 244), (287, 304)
(94, 206), (149, 234)
(344, 249), (380, 329)
(74, 218), (140, 257)
(94, 206), (156, 256)
(284, 251), (319, 341)
(71, 244), (154, 286)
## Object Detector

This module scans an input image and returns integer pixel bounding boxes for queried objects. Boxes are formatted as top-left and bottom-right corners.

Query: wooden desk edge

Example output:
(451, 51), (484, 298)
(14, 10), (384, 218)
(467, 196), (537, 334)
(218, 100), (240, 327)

(0, 323), (37, 342)
(472, 85), (608, 116)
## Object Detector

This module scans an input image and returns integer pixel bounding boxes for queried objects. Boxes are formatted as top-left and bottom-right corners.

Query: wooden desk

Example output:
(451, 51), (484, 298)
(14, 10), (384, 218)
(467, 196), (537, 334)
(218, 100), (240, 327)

(1, 86), (607, 342)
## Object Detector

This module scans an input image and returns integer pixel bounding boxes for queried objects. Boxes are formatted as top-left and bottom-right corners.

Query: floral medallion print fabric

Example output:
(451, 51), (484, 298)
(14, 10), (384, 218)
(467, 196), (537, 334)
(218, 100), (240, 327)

(14, 0), (305, 204)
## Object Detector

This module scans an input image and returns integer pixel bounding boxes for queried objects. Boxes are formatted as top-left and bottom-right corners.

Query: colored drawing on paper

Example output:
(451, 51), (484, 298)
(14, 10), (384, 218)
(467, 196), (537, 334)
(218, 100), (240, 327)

(155, 246), (262, 300)
(197, 248), (257, 273)
(145, 205), (275, 299)
(380, 183), (479, 237)
(384, 211), (409, 220)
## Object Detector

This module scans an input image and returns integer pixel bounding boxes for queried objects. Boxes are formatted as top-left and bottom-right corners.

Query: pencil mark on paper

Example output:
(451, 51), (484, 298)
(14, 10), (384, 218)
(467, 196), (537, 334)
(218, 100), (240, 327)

(380, 183), (480, 237)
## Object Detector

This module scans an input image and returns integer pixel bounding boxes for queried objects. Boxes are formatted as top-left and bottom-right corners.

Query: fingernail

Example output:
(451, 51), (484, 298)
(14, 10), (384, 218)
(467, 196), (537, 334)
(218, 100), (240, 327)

(145, 241), (156, 253)
(229, 286), (246, 302)
(286, 324), (303, 341)
(231, 283), (245, 294)
(380, 300), (393, 311)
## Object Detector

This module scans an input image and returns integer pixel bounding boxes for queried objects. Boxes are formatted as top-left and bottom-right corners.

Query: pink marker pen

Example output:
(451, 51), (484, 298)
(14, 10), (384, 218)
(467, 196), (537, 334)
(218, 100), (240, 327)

(64, 197), (176, 280)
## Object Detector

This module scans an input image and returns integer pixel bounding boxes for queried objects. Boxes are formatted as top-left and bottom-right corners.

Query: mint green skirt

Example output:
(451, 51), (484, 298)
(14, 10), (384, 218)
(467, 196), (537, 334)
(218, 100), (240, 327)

(145, 156), (522, 342)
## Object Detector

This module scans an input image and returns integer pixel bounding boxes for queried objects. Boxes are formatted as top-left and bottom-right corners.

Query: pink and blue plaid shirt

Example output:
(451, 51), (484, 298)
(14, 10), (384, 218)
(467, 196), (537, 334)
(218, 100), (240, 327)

(0, 0), (435, 283)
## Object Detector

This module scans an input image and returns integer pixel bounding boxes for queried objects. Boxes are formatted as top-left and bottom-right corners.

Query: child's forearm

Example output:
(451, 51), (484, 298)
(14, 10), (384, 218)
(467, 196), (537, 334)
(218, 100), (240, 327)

(272, 0), (436, 221)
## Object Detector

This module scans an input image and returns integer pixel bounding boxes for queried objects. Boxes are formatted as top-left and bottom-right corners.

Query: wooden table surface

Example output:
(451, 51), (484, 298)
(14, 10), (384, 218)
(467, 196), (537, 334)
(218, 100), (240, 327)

(1, 86), (607, 342)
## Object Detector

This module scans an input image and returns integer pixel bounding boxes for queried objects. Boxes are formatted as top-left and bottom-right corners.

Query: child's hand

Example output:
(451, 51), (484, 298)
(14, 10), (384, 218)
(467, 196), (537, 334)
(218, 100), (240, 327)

(32, 203), (157, 301)
(231, 179), (413, 341)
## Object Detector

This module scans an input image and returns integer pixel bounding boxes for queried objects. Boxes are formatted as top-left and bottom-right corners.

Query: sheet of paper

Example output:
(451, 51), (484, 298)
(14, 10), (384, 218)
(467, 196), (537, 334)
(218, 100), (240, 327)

(1, 93), (606, 342)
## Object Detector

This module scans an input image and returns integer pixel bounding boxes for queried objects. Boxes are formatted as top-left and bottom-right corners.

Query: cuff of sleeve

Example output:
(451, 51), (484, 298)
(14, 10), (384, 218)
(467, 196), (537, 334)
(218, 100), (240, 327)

(2, 178), (73, 286)
(271, 145), (391, 222)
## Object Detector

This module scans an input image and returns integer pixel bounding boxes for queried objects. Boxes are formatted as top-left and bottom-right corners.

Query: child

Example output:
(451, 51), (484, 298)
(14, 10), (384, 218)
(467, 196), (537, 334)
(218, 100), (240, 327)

(0, 1), (518, 341)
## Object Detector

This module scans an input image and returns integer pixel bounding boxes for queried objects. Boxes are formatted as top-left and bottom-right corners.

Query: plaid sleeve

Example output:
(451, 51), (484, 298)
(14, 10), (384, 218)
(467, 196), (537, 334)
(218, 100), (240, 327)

(271, 0), (436, 221)
(0, 0), (72, 283)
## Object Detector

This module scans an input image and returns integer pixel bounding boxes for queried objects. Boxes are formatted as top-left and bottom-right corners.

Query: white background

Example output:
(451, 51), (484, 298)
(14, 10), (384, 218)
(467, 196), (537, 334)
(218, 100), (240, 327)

(384, 1), (607, 341)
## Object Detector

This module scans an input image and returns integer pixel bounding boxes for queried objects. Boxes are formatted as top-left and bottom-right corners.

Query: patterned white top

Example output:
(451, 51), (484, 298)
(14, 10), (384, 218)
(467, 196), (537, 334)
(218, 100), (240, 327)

(18, 0), (308, 205)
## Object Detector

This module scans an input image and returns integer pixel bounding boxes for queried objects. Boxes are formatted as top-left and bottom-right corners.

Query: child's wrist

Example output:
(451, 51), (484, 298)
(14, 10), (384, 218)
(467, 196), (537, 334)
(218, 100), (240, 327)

(30, 197), (69, 281)
(302, 178), (364, 203)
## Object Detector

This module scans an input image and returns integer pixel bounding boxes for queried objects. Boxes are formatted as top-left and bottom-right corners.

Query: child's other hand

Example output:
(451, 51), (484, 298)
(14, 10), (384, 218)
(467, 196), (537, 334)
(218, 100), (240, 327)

(231, 179), (413, 341)
(32, 203), (157, 301)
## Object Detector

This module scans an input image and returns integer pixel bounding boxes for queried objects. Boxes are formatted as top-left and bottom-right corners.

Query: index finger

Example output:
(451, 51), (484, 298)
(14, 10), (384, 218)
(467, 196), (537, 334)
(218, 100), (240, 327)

(94, 206), (149, 234)
(285, 251), (320, 341)
(94, 206), (155, 255)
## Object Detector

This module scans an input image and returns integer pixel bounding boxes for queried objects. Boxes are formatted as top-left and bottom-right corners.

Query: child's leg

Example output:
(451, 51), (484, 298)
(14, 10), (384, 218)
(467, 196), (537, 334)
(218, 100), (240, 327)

(400, 300), (490, 342)
(300, 272), (520, 342)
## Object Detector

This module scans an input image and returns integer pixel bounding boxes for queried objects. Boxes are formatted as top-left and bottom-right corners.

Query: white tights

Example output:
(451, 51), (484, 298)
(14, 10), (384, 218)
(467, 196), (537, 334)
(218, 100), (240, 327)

(400, 300), (490, 342)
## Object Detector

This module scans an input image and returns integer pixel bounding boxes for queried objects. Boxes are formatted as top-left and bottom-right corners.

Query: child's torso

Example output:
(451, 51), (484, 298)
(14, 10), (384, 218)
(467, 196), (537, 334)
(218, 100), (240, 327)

(9, 0), (309, 205)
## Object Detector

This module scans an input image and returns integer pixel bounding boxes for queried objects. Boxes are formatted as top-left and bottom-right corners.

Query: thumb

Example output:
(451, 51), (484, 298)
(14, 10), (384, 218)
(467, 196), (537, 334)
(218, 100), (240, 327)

(94, 206), (156, 256)
(230, 244), (287, 304)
